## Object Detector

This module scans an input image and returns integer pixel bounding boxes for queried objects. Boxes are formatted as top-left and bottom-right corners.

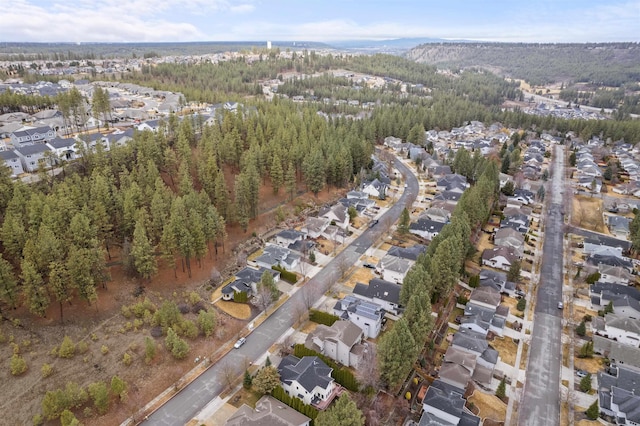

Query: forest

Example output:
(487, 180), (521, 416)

(406, 42), (640, 87)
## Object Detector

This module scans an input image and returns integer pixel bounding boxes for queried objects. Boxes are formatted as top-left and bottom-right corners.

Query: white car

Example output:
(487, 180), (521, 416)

(234, 337), (246, 349)
(558, 302), (564, 309)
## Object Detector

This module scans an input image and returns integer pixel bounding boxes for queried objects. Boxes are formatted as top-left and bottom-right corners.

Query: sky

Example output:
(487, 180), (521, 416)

(0, 0), (638, 44)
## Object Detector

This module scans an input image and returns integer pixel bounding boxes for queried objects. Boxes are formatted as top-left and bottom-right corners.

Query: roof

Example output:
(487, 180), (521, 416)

(235, 266), (279, 284)
(307, 320), (363, 349)
(387, 244), (427, 261)
(276, 229), (304, 241)
(353, 278), (401, 305)
(225, 395), (311, 426)
(481, 246), (518, 263)
(439, 363), (471, 388)
(452, 328), (488, 355)
(605, 314), (640, 335)
(494, 227), (525, 244)
(15, 143), (52, 156)
(277, 355), (334, 394)
(443, 346), (477, 371)
(380, 254), (413, 274)
(0, 150), (19, 160)
(469, 286), (501, 307)
(588, 254), (633, 271)
(593, 335), (640, 369)
(335, 295), (384, 321)
(591, 282), (640, 303)
(410, 218), (446, 234)
(422, 380), (480, 426)
(47, 137), (76, 149)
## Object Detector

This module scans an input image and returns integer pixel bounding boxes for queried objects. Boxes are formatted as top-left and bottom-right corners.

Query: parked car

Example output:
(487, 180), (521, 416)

(368, 219), (379, 228)
(515, 289), (526, 298)
(576, 369), (588, 378)
(234, 337), (246, 349)
(363, 263), (376, 269)
(558, 302), (564, 309)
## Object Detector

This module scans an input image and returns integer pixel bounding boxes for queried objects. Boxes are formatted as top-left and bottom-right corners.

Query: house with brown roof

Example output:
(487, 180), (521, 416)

(304, 320), (366, 368)
(225, 395), (311, 426)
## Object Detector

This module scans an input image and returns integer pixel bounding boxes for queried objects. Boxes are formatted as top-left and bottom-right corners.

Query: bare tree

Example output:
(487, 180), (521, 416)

(220, 361), (240, 392)
(301, 287), (316, 310)
(292, 300), (308, 328)
(356, 343), (380, 390)
(338, 256), (351, 279)
(209, 267), (222, 287)
(254, 285), (272, 312)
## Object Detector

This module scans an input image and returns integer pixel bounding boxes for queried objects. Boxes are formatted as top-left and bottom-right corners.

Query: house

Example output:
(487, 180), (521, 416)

(302, 217), (330, 239)
(433, 191), (462, 203)
(274, 229), (305, 248)
(451, 328), (499, 377)
(409, 218), (445, 240)
(333, 295), (384, 338)
(353, 278), (402, 315)
(482, 247), (519, 271)
(494, 227), (525, 257)
(0, 150), (24, 176)
(421, 207), (450, 224)
(378, 254), (413, 284)
(225, 395), (311, 426)
(500, 213), (530, 234)
(598, 364), (640, 424)
(593, 335), (640, 369)
(304, 320), (366, 368)
(105, 128), (135, 147)
(590, 282), (640, 313)
(362, 179), (386, 199)
(461, 304), (508, 337)
(436, 174), (469, 193)
(137, 119), (162, 132)
(478, 268), (516, 296)
(386, 244), (427, 262)
(221, 266), (280, 301)
(602, 314), (640, 347)
(319, 204), (349, 230)
(46, 137), (79, 161)
(277, 355), (338, 408)
(588, 254), (633, 272)
(14, 143), (53, 173)
(583, 242), (624, 259)
(420, 379), (480, 426)
(468, 286), (501, 311)
(253, 245), (300, 272)
(598, 264), (634, 286)
(79, 132), (110, 152)
(438, 362), (471, 390)
(608, 216), (631, 239)
(10, 125), (56, 146)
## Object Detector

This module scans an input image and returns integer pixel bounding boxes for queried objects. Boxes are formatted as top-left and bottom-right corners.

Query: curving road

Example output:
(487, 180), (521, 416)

(518, 144), (565, 426)
(141, 155), (418, 425)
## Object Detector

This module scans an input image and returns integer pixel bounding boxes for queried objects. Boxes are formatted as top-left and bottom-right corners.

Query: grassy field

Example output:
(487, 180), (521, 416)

(490, 337), (518, 366)
(215, 300), (252, 319)
(572, 196), (606, 233)
(468, 391), (506, 423)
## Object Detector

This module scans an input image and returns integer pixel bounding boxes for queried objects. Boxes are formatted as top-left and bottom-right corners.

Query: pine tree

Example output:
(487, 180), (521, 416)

(496, 377), (506, 399)
(271, 155), (284, 194)
(315, 393), (365, 426)
(130, 213), (157, 281)
(243, 370), (253, 389)
(586, 400), (599, 420)
(397, 208), (410, 235)
(285, 161), (297, 201)
(378, 318), (416, 387)
(576, 320), (586, 337)
(580, 373), (592, 392)
(0, 254), (18, 309)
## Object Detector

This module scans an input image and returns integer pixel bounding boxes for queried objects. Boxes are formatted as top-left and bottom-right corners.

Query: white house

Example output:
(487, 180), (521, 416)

(274, 229), (305, 248)
(333, 295), (384, 339)
(378, 254), (413, 284)
(409, 218), (445, 240)
(304, 320), (365, 368)
(604, 314), (640, 347)
(253, 244), (300, 271)
(302, 217), (330, 239)
(46, 137), (79, 161)
(15, 143), (53, 173)
(0, 150), (24, 176)
(362, 179), (386, 199)
(277, 355), (337, 408)
(481, 247), (518, 272)
(319, 204), (349, 230)
(353, 278), (402, 316)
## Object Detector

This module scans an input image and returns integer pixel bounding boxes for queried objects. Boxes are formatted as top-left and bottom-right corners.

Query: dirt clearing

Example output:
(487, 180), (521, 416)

(572, 196), (606, 233)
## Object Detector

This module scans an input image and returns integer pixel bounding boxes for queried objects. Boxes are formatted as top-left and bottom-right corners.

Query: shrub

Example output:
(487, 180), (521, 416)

(187, 291), (202, 305)
(516, 298), (526, 311)
(456, 295), (469, 305)
(90, 333), (99, 341)
(10, 354), (27, 376)
(88, 381), (110, 415)
(58, 336), (76, 359)
(180, 319), (199, 339)
(122, 352), (133, 366)
(272, 265), (297, 283)
(77, 341), (89, 354)
(586, 400), (599, 420)
(309, 309), (339, 326)
(41, 363), (54, 378)
(111, 375), (127, 401)
(243, 370), (253, 389)
(576, 321), (586, 337)
(100, 345), (109, 355)
(496, 378), (506, 399)
(233, 291), (248, 303)
(580, 373), (592, 392)
(585, 272), (601, 284)
(144, 337), (156, 364)
(583, 314), (592, 322)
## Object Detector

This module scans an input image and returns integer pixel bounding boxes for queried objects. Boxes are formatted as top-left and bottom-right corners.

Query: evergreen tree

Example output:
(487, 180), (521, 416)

(576, 320), (586, 337)
(580, 373), (592, 392)
(315, 393), (365, 426)
(302, 148), (325, 196)
(0, 254), (18, 309)
(285, 161), (297, 200)
(586, 400), (599, 420)
(397, 208), (410, 235)
(252, 366), (280, 394)
(496, 377), (506, 399)
(271, 155), (284, 194)
(130, 212), (157, 281)
(378, 318), (416, 387)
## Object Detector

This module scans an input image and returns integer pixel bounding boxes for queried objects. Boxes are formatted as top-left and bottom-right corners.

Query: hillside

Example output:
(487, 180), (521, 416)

(406, 42), (640, 87)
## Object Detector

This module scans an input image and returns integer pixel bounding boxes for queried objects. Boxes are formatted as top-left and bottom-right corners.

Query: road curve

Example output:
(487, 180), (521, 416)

(141, 154), (418, 425)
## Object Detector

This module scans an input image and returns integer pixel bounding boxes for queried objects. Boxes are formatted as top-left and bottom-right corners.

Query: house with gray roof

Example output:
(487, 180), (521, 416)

(46, 137), (79, 161)
(302, 217), (330, 239)
(422, 207), (450, 224)
(478, 268), (516, 296)
(378, 253), (413, 284)
(304, 320), (366, 368)
(353, 278), (402, 315)
(409, 218), (445, 241)
(594, 335), (640, 369)
(221, 266), (280, 301)
(277, 355), (337, 408)
(433, 191), (462, 203)
(601, 314), (640, 347)
(588, 254), (633, 272)
(451, 328), (499, 375)
(361, 178), (386, 199)
(494, 227), (525, 257)
(598, 264), (634, 286)
(254, 244), (300, 272)
(274, 229), (305, 248)
(15, 143), (53, 173)
(319, 203), (349, 230)
(0, 150), (24, 176)
(386, 244), (427, 262)
(225, 395), (310, 426)
(608, 215), (632, 239)
(583, 242), (624, 259)
(10, 125), (56, 146)
(482, 247), (519, 272)
(590, 282), (640, 311)
(598, 364), (640, 424)
(420, 379), (480, 426)
(333, 295), (384, 338)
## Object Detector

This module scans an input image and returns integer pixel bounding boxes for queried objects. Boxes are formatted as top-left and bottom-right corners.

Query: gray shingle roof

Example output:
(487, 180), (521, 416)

(277, 355), (334, 394)
(353, 278), (401, 305)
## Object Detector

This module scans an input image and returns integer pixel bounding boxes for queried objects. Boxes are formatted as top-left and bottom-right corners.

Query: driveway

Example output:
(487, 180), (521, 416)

(140, 154), (418, 425)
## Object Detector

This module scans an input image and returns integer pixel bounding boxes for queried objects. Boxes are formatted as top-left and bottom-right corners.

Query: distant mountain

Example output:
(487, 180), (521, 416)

(406, 42), (640, 86)
(328, 37), (468, 51)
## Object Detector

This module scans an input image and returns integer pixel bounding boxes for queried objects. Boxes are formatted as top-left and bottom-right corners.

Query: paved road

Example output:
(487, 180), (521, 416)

(141, 155), (418, 425)
(518, 144), (565, 426)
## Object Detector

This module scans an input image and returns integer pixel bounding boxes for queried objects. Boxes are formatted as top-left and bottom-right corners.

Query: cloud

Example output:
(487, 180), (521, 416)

(230, 4), (255, 14)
